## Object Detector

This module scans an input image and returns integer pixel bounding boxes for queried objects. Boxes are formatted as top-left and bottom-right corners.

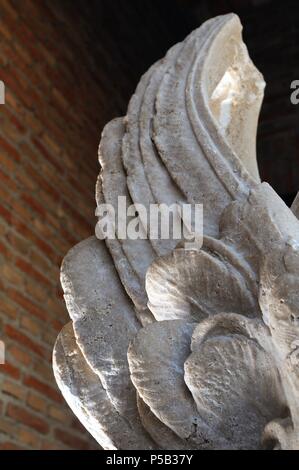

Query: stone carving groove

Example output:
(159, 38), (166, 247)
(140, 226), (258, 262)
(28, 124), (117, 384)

(53, 14), (299, 449)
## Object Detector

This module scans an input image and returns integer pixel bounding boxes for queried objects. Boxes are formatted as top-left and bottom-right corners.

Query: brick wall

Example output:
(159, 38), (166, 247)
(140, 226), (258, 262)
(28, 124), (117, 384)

(0, 0), (196, 450)
(0, 0), (103, 450)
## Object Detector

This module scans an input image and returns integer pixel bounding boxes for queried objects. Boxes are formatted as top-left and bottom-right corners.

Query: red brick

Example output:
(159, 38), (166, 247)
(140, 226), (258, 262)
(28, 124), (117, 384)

(1, 151), (17, 173)
(51, 318), (65, 333)
(21, 194), (47, 219)
(0, 135), (21, 161)
(2, 379), (27, 400)
(16, 169), (37, 191)
(23, 375), (62, 404)
(17, 428), (41, 448)
(1, 0), (18, 21)
(0, 20), (13, 40)
(31, 137), (64, 173)
(7, 288), (47, 321)
(54, 428), (91, 450)
(20, 316), (42, 336)
(25, 163), (60, 203)
(0, 297), (17, 319)
(0, 416), (15, 436)
(32, 360), (54, 382)
(5, 324), (47, 358)
(0, 185), (12, 207)
(1, 263), (24, 286)
(7, 110), (26, 134)
(0, 203), (12, 224)
(48, 406), (71, 424)
(0, 168), (18, 193)
(27, 392), (48, 413)
(25, 280), (48, 304)
(0, 442), (25, 450)
(15, 258), (52, 288)
(6, 232), (30, 256)
(6, 404), (49, 435)
(0, 240), (10, 258)
(11, 217), (58, 262)
(0, 362), (20, 380)
(41, 440), (66, 450)
(8, 345), (31, 366)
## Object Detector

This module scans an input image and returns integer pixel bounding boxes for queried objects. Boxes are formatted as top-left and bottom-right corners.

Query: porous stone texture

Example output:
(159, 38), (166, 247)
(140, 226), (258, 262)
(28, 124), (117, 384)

(53, 14), (299, 449)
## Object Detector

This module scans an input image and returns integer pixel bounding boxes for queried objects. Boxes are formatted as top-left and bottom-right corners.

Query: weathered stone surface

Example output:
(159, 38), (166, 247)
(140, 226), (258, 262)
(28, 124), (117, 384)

(54, 323), (148, 450)
(291, 192), (299, 219)
(98, 117), (155, 317)
(137, 397), (196, 450)
(53, 13), (299, 449)
(128, 321), (201, 442)
(60, 237), (154, 449)
(185, 324), (286, 449)
(146, 242), (260, 322)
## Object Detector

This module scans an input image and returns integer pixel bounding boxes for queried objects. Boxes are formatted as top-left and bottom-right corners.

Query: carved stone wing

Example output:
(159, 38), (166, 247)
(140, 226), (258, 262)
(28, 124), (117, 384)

(53, 13), (299, 449)
(96, 13), (263, 313)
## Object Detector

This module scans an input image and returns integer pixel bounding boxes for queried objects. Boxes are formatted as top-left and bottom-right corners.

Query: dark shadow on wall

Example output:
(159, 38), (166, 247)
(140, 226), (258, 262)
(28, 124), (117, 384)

(61, 0), (299, 206)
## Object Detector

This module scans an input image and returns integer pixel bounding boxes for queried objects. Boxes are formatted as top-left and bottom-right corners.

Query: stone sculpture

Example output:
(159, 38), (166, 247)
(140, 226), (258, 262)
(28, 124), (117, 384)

(53, 14), (299, 449)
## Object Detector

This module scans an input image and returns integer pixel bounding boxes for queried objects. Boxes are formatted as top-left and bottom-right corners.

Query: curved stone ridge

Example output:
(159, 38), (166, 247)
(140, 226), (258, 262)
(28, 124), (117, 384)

(53, 13), (299, 449)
